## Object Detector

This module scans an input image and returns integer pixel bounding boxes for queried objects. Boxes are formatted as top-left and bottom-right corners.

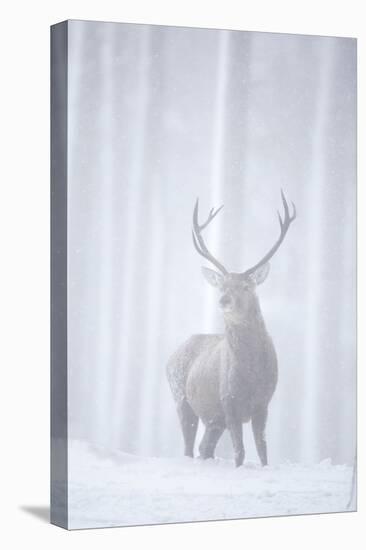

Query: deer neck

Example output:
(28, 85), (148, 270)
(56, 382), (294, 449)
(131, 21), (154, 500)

(224, 300), (267, 357)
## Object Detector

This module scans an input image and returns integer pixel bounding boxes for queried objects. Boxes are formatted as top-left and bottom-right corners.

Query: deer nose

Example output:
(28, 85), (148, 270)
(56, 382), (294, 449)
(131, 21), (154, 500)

(220, 295), (231, 308)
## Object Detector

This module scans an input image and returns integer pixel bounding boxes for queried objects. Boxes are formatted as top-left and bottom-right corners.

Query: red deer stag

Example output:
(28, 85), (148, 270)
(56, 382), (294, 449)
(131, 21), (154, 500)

(166, 191), (296, 467)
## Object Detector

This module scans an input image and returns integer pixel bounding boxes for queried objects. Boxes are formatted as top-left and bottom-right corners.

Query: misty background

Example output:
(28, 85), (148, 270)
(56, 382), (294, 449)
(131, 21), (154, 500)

(67, 21), (356, 465)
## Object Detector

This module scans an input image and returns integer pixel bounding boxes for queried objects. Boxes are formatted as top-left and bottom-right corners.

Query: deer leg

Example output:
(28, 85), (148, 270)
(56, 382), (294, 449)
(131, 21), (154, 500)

(177, 398), (199, 457)
(199, 421), (225, 459)
(228, 421), (244, 467)
(252, 407), (268, 466)
(222, 396), (244, 467)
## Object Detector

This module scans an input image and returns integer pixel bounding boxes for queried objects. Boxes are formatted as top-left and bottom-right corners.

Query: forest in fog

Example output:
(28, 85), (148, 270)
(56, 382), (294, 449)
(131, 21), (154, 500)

(66, 21), (356, 466)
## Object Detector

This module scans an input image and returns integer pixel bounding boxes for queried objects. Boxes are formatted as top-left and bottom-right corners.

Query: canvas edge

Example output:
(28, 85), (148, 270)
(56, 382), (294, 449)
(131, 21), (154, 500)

(50, 20), (69, 530)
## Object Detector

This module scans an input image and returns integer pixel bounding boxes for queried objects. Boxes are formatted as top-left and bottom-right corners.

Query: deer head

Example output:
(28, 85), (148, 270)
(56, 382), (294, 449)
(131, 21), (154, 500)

(192, 191), (296, 324)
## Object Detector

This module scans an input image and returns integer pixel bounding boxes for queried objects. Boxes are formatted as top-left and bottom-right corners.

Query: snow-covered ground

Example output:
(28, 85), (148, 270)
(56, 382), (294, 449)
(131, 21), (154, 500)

(68, 440), (355, 529)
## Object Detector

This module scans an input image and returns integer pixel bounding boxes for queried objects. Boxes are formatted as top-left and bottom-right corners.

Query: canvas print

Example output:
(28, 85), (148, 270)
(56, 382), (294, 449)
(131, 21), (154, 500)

(51, 20), (357, 529)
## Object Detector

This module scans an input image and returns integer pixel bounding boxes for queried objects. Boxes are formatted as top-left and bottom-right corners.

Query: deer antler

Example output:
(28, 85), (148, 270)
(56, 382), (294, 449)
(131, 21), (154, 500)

(240, 189), (296, 278)
(192, 199), (228, 275)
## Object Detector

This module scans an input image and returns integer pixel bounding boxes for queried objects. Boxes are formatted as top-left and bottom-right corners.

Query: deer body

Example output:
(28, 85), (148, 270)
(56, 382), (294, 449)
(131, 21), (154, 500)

(166, 192), (295, 467)
(187, 318), (277, 425)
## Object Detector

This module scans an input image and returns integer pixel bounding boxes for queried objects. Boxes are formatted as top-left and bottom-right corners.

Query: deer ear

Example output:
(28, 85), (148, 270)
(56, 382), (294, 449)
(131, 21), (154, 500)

(249, 262), (270, 285)
(201, 267), (224, 288)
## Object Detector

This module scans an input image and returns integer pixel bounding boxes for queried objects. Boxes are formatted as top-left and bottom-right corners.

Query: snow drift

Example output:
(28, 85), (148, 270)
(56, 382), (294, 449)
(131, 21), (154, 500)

(67, 440), (355, 529)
